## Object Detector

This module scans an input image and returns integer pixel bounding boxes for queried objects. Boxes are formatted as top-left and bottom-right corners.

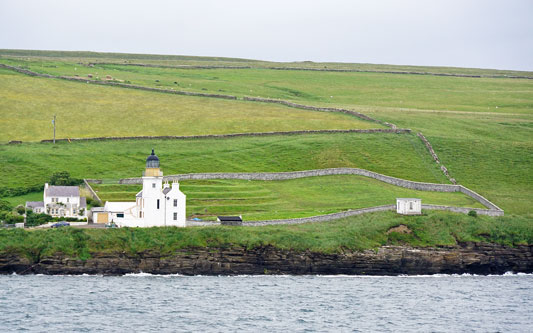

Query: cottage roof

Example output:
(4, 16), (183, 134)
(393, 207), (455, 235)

(136, 190), (143, 198)
(26, 201), (44, 208)
(217, 216), (243, 222)
(45, 185), (79, 197)
(396, 198), (421, 201)
(163, 187), (171, 195)
(91, 207), (105, 212)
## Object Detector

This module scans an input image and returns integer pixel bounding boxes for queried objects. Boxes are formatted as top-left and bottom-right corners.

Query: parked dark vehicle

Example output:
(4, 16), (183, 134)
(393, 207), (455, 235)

(51, 221), (70, 228)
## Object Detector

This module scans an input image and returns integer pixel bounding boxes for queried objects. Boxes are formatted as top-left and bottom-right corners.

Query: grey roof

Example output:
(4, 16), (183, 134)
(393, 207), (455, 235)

(45, 186), (80, 197)
(136, 190), (143, 198)
(26, 201), (44, 208)
(80, 197), (87, 208)
(217, 216), (242, 222)
(163, 187), (171, 195)
(91, 207), (105, 212)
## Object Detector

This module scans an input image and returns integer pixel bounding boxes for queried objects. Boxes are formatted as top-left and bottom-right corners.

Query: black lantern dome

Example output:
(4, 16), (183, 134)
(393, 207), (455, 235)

(146, 148), (160, 168)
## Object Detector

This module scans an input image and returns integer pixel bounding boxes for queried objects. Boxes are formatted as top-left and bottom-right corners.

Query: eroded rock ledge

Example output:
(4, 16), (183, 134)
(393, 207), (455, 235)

(1, 243), (531, 276)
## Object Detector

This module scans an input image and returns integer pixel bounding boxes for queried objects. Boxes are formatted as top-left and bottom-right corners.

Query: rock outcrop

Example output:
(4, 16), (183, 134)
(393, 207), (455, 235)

(1, 243), (531, 276)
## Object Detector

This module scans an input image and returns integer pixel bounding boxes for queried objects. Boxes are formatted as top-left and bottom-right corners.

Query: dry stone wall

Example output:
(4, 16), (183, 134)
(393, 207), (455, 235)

(87, 62), (533, 80)
(242, 96), (386, 125)
(417, 132), (456, 184)
(39, 128), (410, 144)
(119, 167), (503, 213)
(421, 204), (503, 217)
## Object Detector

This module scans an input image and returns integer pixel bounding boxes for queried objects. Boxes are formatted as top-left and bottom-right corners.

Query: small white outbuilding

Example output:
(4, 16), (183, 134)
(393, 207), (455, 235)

(396, 198), (421, 215)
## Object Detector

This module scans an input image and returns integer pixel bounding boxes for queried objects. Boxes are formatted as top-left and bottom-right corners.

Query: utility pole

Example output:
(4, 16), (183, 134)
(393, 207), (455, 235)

(52, 115), (56, 144)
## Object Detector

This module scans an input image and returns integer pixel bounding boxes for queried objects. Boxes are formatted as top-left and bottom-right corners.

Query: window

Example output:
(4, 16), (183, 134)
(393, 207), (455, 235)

(67, 198), (69, 203)
(117, 213), (124, 218)
(157, 199), (160, 209)
(409, 202), (413, 210)
(173, 212), (177, 220)
(173, 199), (178, 207)
(139, 212), (142, 218)
(152, 183), (156, 188)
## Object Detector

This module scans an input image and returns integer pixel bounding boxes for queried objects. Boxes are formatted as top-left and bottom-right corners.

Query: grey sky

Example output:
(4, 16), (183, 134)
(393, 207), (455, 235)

(1, 0), (532, 70)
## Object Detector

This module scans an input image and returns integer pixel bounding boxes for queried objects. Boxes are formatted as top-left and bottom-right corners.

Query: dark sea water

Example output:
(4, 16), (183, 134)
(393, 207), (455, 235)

(0, 274), (531, 332)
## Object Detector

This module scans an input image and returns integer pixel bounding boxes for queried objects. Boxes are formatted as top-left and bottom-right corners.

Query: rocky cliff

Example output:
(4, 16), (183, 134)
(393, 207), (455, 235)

(1, 242), (531, 276)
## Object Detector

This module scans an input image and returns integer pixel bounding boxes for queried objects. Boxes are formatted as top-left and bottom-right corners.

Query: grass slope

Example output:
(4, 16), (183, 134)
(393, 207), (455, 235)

(0, 133), (447, 194)
(1, 211), (531, 260)
(0, 69), (378, 142)
(2, 58), (531, 116)
(0, 53), (531, 215)
(2, 49), (532, 76)
(92, 176), (483, 220)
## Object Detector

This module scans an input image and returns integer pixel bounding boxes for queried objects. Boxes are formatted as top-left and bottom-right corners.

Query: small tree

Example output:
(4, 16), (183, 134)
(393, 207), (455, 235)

(16, 205), (26, 215)
(468, 210), (478, 217)
(0, 200), (12, 212)
(50, 171), (83, 186)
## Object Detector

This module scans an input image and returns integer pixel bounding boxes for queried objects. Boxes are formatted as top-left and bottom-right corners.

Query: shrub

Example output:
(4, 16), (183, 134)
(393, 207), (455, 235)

(50, 171), (83, 186)
(26, 212), (53, 227)
(0, 200), (13, 212)
(468, 210), (478, 217)
(16, 205), (26, 215)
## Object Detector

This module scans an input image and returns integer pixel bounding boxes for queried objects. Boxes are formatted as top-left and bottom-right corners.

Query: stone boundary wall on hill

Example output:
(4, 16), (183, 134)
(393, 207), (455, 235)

(86, 62), (533, 80)
(1, 63), (396, 128)
(83, 179), (102, 204)
(243, 205), (396, 226)
(242, 96), (390, 127)
(187, 203), (501, 227)
(421, 204), (503, 217)
(0, 64), (238, 100)
(417, 133), (456, 184)
(119, 167), (503, 212)
(38, 128), (410, 144)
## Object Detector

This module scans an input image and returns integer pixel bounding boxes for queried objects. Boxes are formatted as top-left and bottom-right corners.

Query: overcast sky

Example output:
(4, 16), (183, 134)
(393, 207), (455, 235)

(1, 0), (532, 70)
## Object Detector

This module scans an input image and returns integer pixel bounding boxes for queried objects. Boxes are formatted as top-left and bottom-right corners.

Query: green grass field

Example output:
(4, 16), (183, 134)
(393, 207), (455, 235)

(0, 50), (531, 219)
(1, 211), (531, 260)
(0, 132), (446, 192)
(0, 69), (379, 142)
(91, 176), (483, 220)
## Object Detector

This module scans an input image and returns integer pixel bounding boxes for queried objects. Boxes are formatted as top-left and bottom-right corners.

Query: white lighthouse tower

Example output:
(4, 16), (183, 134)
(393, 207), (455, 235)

(136, 149), (186, 227)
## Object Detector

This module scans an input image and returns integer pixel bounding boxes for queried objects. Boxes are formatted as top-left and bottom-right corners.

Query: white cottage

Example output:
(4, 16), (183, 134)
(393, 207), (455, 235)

(396, 198), (422, 215)
(26, 184), (87, 218)
(98, 149), (186, 228)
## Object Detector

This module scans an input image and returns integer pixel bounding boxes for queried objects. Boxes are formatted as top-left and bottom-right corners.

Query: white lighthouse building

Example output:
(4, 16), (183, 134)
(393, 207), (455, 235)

(96, 149), (186, 227)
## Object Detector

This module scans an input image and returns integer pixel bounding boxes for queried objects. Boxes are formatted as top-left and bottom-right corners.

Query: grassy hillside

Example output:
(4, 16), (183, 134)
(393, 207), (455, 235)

(0, 132), (446, 192)
(0, 50), (531, 217)
(1, 211), (531, 259)
(1, 58), (531, 116)
(91, 176), (483, 220)
(2, 49), (532, 77)
(0, 69), (379, 142)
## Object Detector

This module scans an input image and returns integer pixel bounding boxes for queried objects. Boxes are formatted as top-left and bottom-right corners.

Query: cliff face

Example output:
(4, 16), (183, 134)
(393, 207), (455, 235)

(1, 243), (531, 276)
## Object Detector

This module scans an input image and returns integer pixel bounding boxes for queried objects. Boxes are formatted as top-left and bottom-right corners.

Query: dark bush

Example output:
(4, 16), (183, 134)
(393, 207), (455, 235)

(26, 212), (53, 227)
(468, 210), (478, 217)
(50, 171), (83, 186)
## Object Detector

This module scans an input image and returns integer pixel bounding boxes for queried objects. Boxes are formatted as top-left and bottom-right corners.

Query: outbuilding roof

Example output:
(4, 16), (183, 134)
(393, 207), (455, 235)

(26, 201), (44, 208)
(45, 186), (80, 197)
(217, 216), (243, 222)
(104, 201), (136, 212)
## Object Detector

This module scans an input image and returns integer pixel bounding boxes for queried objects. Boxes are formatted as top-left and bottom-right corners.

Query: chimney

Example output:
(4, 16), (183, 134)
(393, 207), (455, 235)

(44, 183), (49, 189)
(172, 181), (180, 189)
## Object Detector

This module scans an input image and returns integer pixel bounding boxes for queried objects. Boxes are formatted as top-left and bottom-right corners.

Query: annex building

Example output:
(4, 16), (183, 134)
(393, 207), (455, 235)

(93, 149), (186, 227)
